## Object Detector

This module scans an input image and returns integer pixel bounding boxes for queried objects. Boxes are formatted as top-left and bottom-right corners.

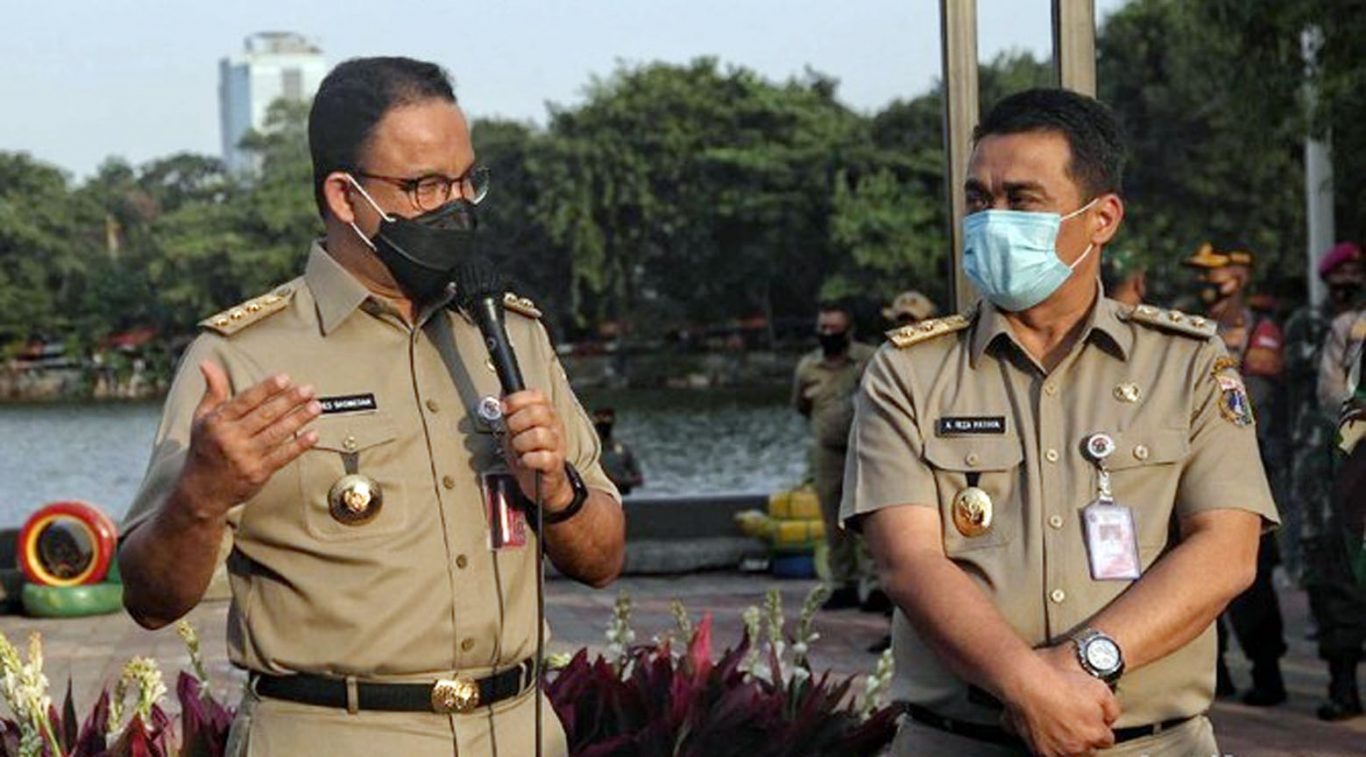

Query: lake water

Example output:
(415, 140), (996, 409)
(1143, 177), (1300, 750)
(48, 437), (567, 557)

(0, 387), (808, 528)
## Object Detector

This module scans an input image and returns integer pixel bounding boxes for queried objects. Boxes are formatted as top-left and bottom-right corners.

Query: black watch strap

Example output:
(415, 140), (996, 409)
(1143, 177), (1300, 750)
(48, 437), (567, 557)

(541, 463), (588, 525)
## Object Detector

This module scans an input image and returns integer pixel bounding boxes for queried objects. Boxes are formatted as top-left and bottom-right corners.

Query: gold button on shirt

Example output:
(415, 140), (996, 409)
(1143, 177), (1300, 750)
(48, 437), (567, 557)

(122, 243), (618, 750)
(841, 297), (1277, 729)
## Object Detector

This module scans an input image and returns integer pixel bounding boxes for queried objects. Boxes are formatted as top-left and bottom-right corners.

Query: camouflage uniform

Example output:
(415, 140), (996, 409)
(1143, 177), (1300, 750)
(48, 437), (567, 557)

(1284, 304), (1337, 583)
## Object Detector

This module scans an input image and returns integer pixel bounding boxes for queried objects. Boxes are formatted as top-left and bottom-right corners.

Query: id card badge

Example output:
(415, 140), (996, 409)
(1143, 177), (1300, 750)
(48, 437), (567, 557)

(482, 472), (528, 549)
(1082, 500), (1141, 581)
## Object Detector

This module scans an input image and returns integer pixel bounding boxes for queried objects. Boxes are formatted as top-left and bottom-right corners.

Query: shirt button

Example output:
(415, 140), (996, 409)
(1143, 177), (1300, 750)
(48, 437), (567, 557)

(1050, 589), (1067, 604)
(456, 554), (468, 569)
(965, 453), (980, 467)
(442, 475), (456, 489)
(425, 399), (440, 412)
(1045, 449), (1059, 463)
(343, 435), (358, 452)
(1133, 444), (1150, 461)
(1048, 514), (1064, 529)
(1044, 383), (1058, 396)
(461, 638), (475, 652)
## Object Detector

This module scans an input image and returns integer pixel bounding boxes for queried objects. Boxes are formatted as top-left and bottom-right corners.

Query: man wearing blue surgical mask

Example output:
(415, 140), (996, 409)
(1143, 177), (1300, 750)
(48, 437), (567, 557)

(842, 89), (1275, 756)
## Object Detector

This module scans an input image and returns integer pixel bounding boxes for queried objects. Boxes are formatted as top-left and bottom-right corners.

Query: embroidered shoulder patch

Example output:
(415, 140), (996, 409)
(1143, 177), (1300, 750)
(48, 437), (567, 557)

(1211, 356), (1255, 426)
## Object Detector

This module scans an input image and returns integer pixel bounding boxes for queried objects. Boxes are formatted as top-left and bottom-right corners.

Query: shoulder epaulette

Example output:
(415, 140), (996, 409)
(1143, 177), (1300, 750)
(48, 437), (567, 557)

(886, 313), (972, 349)
(503, 292), (542, 320)
(1123, 303), (1218, 339)
(199, 285), (295, 336)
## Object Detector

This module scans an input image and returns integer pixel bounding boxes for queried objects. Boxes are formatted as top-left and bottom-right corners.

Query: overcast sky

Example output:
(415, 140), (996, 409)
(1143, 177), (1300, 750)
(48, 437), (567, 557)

(3, 0), (1126, 180)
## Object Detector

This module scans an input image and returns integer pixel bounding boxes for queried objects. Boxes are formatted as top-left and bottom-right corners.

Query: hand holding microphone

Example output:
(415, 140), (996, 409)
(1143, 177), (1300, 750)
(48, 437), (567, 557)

(455, 261), (574, 512)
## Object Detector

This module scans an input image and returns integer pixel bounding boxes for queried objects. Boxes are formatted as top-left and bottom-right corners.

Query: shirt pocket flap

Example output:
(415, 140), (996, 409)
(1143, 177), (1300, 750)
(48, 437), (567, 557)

(1105, 428), (1189, 470)
(923, 436), (1024, 472)
(310, 413), (398, 453)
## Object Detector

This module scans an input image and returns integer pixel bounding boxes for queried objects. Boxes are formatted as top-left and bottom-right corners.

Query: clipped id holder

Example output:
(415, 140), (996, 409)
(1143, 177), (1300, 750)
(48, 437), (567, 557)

(1081, 434), (1141, 581)
(483, 471), (528, 550)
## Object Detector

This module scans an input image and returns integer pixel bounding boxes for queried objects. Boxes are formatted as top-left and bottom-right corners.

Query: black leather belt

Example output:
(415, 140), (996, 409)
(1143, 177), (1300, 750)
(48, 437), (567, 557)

(906, 703), (1196, 747)
(251, 658), (537, 714)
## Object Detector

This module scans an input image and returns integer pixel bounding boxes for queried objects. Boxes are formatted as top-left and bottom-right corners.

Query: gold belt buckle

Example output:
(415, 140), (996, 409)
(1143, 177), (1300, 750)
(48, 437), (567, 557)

(431, 677), (480, 714)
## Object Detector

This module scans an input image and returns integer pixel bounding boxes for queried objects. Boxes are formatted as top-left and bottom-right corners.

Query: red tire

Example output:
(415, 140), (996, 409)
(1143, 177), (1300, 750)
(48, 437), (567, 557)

(18, 501), (117, 587)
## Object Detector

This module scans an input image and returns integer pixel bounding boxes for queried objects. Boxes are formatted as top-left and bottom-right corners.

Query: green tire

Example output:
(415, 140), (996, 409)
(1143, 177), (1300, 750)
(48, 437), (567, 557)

(21, 581), (123, 618)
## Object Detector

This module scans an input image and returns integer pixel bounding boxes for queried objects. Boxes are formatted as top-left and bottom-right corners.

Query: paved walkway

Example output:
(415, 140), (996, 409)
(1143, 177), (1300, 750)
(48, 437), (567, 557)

(1, 572), (1361, 755)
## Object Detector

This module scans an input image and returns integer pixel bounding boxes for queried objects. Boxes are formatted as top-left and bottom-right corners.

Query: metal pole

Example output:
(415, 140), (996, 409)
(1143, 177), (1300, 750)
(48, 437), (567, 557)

(941, 0), (979, 312)
(1052, 0), (1097, 96)
(1303, 27), (1334, 307)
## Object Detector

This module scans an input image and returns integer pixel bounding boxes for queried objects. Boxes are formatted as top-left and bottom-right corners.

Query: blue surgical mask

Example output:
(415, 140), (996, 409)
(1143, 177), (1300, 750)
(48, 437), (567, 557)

(962, 199), (1098, 312)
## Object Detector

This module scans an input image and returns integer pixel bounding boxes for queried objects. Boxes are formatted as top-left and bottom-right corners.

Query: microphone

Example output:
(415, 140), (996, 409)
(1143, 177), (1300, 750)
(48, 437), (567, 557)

(455, 257), (548, 757)
(454, 259), (524, 394)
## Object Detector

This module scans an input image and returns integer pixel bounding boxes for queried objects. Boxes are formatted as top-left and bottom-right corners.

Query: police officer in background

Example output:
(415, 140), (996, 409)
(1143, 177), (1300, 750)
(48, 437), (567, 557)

(118, 57), (625, 756)
(593, 407), (644, 495)
(844, 88), (1275, 755)
(1184, 244), (1290, 706)
(883, 290), (939, 328)
(793, 301), (876, 609)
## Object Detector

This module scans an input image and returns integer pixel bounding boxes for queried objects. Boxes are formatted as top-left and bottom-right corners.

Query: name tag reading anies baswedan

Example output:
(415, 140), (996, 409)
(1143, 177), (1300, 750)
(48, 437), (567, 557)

(318, 394), (378, 414)
(935, 416), (1007, 436)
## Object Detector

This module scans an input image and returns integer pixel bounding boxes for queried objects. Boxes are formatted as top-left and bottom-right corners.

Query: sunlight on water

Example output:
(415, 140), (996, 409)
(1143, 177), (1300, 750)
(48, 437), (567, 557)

(0, 388), (810, 528)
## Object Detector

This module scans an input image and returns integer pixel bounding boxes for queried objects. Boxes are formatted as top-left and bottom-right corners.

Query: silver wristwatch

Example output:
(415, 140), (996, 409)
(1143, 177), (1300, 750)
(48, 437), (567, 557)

(1071, 627), (1125, 685)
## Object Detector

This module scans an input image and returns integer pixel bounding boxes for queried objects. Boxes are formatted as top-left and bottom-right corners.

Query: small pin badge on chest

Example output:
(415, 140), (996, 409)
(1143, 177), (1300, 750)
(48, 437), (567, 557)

(1113, 383), (1142, 403)
(476, 395), (505, 433)
(1085, 433), (1116, 462)
(328, 473), (384, 525)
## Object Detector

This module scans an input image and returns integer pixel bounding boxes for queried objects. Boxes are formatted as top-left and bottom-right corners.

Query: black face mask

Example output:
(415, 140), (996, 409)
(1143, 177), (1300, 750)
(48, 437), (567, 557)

(1329, 283), (1362, 309)
(818, 330), (851, 357)
(349, 176), (478, 302)
(1198, 281), (1228, 305)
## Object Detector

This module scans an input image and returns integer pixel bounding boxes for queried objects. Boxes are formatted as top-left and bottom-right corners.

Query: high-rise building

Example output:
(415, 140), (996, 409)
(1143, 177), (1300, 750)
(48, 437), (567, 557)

(219, 32), (326, 174)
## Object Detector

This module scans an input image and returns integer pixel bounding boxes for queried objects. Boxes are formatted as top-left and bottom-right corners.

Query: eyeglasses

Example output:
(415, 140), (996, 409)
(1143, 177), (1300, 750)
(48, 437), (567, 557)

(354, 164), (490, 211)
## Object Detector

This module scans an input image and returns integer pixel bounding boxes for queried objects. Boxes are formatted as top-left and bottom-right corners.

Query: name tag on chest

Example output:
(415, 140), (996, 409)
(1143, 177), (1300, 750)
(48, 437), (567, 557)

(936, 416), (1006, 436)
(318, 394), (378, 414)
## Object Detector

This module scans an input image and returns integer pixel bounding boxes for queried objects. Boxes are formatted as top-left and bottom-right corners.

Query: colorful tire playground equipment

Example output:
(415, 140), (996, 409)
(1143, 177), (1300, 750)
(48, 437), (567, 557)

(6, 501), (123, 618)
(734, 484), (829, 579)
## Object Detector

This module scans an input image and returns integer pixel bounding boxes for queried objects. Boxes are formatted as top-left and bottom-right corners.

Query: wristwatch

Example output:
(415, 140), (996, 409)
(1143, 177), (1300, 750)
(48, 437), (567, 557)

(541, 463), (588, 525)
(1071, 628), (1125, 686)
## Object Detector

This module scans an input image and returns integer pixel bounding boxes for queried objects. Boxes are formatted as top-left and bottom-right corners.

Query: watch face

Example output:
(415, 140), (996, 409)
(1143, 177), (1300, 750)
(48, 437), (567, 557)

(1085, 638), (1121, 672)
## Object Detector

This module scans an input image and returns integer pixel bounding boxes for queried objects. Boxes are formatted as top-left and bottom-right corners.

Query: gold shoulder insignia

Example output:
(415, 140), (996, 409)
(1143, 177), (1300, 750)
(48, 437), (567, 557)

(886, 313), (971, 349)
(502, 292), (542, 319)
(1123, 303), (1218, 339)
(199, 285), (294, 336)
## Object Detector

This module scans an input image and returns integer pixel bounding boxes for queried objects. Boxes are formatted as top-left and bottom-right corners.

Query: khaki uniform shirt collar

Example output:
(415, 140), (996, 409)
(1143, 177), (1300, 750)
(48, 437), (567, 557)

(305, 242), (373, 336)
(304, 241), (456, 334)
(969, 292), (1133, 370)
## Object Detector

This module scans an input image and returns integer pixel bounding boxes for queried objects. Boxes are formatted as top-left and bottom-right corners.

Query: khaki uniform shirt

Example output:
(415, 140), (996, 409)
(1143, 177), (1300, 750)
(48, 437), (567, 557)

(123, 243), (619, 753)
(841, 297), (1277, 729)
(792, 342), (878, 449)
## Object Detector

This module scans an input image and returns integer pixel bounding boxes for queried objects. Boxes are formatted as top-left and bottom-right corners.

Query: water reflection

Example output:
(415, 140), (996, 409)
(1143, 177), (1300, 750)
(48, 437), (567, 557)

(0, 388), (807, 527)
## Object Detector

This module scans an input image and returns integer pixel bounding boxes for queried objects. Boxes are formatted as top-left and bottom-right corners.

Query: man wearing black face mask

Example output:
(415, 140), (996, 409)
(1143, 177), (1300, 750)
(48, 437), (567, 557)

(1185, 243), (1290, 707)
(793, 302), (876, 609)
(592, 407), (643, 495)
(117, 57), (625, 756)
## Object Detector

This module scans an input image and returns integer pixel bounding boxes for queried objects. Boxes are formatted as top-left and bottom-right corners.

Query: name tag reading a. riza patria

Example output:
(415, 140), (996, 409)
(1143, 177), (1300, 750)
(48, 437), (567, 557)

(318, 394), (378, 414)
(936, 416), (1007, 435)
